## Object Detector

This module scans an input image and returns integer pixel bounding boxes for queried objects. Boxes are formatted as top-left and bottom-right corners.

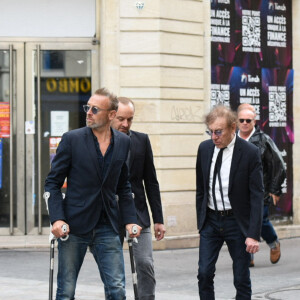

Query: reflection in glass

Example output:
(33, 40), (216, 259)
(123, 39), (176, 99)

(0, 50), (16, 228)
(34, 50), (92, 227)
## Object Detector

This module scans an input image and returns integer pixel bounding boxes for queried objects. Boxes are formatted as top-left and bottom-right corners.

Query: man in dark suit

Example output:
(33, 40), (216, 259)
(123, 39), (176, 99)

(111, 97), (165, 300)
(196, 105), (264, 299)
(44, 88), (141, 300)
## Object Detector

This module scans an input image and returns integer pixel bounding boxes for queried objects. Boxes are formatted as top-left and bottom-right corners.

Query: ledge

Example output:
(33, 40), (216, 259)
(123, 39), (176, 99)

(0, 225), (299, 250)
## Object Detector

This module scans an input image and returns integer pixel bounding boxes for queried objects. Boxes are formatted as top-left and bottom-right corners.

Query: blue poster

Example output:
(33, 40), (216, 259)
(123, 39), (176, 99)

(0, 138), (2, 189)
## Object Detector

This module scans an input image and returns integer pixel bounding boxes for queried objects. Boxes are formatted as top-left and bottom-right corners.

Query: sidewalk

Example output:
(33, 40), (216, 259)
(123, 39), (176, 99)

(0, 237), (300, 299)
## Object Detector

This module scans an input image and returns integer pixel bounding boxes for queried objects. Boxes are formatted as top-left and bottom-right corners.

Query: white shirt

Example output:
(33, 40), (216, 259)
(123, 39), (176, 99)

(208, 134), (236, 210)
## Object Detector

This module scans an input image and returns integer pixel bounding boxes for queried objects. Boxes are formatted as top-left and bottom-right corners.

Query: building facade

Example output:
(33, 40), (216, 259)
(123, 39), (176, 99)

(0, 0), (299, 248)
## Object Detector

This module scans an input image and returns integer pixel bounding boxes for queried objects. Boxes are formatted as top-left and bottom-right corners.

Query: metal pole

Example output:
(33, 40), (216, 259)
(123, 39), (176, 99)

(9, 44), (14, 235)
(37, 44), (42, 234)
(128, 238), (139, 300)
(49, 238), (55, 300)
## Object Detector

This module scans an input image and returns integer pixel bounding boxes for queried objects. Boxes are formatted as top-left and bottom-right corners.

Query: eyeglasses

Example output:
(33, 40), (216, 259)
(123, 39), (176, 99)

(239, 119), (253, 124)
(83, 105), (109, 115)
(206, 129), (223, 137)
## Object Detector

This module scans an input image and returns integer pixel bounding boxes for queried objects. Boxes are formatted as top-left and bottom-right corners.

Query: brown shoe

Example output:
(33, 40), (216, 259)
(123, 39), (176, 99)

(270, 242), (281, 264)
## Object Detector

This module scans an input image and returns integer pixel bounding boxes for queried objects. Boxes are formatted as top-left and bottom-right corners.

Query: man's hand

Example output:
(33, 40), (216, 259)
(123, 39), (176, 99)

(154, 223), (166, 241)
(52, 220), (70, 238)
(126, 224), (142, 238)
(245, 237), (259, 254)
(270, 193), (280, 206)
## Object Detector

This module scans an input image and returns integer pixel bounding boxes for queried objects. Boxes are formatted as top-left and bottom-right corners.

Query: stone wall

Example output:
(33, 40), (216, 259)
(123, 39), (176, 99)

(101, 0), (208, 248)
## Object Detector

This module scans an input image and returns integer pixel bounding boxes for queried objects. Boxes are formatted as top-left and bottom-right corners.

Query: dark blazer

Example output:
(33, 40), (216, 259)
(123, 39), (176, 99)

(128, 130), (164, 228)
(44, 127), (137, 235)
(196, 135), (264, 240)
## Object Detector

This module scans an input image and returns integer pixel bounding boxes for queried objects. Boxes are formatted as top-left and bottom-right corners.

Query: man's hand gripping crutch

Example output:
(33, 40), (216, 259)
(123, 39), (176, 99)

(126, 224), (140, 300)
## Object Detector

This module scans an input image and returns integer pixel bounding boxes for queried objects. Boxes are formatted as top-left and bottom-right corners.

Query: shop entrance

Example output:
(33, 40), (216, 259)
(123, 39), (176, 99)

(0, 42), (99, 235)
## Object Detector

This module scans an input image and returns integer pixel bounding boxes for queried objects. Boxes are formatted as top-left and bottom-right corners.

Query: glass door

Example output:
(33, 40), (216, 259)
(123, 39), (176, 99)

(0, 43), (25, 235)
(25, 42), (99, 234)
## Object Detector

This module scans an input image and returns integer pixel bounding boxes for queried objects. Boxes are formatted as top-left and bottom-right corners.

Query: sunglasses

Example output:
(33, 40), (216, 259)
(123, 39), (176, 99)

(239, 119), (253, 124)
(206, 129), (223, 137)
(83, 105), (109, 115)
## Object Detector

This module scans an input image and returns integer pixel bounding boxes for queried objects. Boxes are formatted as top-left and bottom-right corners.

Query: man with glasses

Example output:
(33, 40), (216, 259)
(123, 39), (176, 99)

(111, 97), (165, 300)
(237, 103), (286, 267)
(196, 105), (264, 299)
(44, 87), (141, 300)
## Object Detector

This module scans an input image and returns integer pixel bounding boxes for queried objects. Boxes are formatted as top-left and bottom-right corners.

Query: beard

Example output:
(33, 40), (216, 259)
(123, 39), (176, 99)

(86, 118), (108, 129)
(86, 121), (100, 129)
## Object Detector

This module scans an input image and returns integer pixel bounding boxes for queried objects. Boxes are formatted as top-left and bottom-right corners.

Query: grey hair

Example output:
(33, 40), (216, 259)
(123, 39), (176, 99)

(94, 87), (118, 111)
(205, 105), (237, 128)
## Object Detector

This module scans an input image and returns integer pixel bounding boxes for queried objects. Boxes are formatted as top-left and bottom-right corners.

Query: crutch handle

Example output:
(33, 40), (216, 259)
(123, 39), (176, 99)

(60, 224), (69, 241)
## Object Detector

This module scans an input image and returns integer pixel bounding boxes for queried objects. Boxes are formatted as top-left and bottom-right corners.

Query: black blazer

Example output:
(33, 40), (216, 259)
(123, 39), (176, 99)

(129, 130), (164, 228)
(196, 135), (264, 240)
(44, 127), (137, 235)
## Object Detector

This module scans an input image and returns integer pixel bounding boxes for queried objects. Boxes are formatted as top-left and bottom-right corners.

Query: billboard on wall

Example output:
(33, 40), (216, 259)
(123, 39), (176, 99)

(0, 102), (10, 138)
(210, 0), (293, 219)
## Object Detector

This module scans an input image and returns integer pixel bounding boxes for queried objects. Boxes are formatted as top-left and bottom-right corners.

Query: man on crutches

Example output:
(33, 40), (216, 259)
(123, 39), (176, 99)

(44, 88), (141, 300)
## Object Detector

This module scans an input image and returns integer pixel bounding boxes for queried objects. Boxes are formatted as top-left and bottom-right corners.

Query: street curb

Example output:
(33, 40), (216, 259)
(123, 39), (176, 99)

(0, 224), (299, 249)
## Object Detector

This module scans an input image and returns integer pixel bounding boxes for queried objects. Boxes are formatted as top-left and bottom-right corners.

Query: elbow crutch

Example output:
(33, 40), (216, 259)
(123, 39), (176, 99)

(44, 192), (69, 300)
(126, 225), (139, 300)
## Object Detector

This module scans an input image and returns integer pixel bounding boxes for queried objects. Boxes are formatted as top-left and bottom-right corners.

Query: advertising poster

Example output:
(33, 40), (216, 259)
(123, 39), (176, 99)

(49, 137), (67, 188)
(210, 0), (293, 219)
(211, 0), (235, 66)
(261, 0), (292, 68)
(49, 137), (62, 164)
(259, 67), (293, 217)
(228, 66), (262, 114)
(233, 0), (263, 68)
(211, 65), (232, 107)
(260, 68), (294, 143)
(0, 102), (10, 138)
(211, 66), (261, 118)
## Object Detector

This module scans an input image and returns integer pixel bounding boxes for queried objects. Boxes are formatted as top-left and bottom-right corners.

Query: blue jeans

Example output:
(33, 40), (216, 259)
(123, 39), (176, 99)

(261, 205), (278, 245)
(56, 223), (126, 300)
(198, 211), (251, 300)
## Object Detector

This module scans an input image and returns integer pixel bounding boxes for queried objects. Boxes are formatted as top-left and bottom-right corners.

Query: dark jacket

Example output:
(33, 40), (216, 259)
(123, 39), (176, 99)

(44, 127), (137, 235)
(128, 130), (164, 228)
(196, 136), (264, 240)
(248, 126), (286, 204)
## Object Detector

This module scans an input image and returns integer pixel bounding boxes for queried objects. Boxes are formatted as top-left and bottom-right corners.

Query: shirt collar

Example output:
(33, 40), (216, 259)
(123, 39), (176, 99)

(227, 133), (236, 150)
(237, 127), (255, 141)
(214, 133), (236, 152)
(92, 127), (115, 145)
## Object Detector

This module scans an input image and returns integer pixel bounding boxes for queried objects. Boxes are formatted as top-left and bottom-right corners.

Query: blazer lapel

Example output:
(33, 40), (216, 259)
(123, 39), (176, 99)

(129, 132), (136, 170)
(205, 142), (215, 189)
(229, 137), (243, 192)
(85, 127), (102, 182)
(102, 128), (119, 184)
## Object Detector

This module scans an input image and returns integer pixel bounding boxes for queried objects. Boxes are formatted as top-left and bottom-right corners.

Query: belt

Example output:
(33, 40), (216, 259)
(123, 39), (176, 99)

(207, 207), (234, 216)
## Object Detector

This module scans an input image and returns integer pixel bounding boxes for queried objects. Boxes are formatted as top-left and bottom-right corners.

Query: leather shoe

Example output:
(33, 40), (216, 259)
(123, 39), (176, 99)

(270, 242), (281, 264)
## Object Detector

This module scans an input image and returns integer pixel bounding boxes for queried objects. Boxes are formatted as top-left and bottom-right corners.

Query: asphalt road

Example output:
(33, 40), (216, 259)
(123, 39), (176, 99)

(0, 237), (299, 299)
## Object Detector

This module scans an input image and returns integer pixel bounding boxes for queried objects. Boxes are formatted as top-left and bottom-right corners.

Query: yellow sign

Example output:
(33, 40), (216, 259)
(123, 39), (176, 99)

(45, 78), (91, 93)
